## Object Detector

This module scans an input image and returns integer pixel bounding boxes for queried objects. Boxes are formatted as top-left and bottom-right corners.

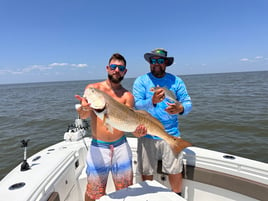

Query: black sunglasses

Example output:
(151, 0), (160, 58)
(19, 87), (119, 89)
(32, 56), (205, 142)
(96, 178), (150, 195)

(109, 64), (126, 72)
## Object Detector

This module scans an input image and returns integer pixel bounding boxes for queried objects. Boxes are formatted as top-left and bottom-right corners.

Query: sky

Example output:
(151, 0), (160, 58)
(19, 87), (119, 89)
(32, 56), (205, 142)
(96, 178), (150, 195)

(0, 0), (267, 84)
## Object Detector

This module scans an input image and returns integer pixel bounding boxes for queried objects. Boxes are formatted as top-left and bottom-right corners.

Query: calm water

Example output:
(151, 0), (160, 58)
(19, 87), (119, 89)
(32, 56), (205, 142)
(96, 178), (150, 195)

(0, 71), (268, 180)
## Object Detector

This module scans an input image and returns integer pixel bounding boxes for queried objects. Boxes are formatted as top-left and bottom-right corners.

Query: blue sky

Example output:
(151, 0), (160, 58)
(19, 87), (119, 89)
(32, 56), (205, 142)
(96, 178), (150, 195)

(0, 0), (267, 84)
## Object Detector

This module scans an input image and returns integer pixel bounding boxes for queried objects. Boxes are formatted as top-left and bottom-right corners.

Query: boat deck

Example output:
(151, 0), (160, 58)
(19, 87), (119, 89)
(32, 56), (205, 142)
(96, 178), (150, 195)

(99, 180), (186, 201)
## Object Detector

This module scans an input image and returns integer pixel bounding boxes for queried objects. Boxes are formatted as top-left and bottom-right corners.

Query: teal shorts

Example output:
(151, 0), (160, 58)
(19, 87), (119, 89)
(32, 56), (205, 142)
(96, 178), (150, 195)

(86, 136), (133, 199)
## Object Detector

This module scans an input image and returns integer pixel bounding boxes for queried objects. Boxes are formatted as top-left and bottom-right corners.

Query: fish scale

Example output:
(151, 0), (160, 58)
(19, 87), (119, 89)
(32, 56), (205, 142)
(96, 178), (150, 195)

(84, 87), (192, 154)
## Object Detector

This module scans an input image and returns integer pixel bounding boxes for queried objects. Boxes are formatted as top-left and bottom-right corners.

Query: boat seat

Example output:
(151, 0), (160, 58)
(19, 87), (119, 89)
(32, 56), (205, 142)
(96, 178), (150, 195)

(47, 192), (60, 201)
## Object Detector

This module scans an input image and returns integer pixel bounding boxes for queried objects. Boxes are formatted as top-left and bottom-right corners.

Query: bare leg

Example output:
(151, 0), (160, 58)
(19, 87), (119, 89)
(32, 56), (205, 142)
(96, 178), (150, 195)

(84, 182), (106, 201)
(168, 173), (182, 193)
(142, 175), (153, 181)
(85, 193), (95, 201)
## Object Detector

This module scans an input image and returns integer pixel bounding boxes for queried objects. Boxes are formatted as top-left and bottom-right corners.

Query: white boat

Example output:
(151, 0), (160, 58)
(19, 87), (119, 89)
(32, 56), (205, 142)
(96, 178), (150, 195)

(0, 118), (267, 201)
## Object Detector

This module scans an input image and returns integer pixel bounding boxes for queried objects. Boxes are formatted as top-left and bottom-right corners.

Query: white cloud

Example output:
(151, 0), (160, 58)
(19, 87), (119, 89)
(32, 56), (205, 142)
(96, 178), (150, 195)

(240, 56), (267, 63)
(240, 58), (249, 62)
(255, 56), (263, 60)
(22, 65), (52, 72)
(0, 69), (12, 74)
(0, 62), (88, 75)
(49, 63), (69, 67)
(0, 69), (23, 75)
(71, 64), (88, 68)
(49, 63), (88, 68)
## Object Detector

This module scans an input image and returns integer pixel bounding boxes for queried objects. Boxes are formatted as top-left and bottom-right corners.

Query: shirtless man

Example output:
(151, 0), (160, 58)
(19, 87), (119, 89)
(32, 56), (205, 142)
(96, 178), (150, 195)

(75, 53), (146, 201)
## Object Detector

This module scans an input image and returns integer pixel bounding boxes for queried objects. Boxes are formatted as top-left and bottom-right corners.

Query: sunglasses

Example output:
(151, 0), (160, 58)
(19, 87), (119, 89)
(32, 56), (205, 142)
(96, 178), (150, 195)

(150, 58), (166, 65)
(109, 64), (126, 72)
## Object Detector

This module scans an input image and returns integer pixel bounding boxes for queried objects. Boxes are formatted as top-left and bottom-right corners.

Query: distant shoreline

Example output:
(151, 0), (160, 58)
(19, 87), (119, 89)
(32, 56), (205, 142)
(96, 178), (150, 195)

(0, 70), (267, 86)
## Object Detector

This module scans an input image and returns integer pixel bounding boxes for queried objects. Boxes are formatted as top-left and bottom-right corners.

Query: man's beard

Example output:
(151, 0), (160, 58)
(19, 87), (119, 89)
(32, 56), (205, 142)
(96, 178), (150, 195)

(151, 67), (165, 78)
(108, 74), (124, 84)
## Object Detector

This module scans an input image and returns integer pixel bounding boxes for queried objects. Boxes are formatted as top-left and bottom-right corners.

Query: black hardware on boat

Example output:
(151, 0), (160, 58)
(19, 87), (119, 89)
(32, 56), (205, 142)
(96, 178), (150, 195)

(8, 182), (26, 190)
(223, 155), (236, 160)
(20, 139), (30, 171)
(67, 119), (89, 132)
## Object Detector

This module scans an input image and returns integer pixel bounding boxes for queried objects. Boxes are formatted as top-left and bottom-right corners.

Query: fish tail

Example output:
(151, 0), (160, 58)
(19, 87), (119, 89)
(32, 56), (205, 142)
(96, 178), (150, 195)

(169, 136), (192, 154)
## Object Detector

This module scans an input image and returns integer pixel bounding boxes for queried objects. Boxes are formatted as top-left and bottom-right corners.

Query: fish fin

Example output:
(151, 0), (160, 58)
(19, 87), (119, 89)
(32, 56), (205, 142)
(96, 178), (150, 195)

(169, 136), (192, 155)
(136, 110), (165, 129)
(103, 112), (114, 134)
(105, 124), (114, 133)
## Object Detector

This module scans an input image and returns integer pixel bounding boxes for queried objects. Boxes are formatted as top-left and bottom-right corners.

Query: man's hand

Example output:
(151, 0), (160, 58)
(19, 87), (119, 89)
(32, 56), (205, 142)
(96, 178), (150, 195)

(133, 125), (147, 138)
(75, 95), (91, 111)
(165, 102), (184, 115)
(151, 87), (165, 104)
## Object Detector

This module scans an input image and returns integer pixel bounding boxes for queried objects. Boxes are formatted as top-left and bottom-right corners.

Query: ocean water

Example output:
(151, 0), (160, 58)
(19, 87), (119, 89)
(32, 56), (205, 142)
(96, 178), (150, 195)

(0, 71), (267, 180)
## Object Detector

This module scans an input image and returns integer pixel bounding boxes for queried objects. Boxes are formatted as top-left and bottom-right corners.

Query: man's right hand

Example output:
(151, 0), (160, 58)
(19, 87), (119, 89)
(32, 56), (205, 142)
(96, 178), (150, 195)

(75, 95), (91, 111)
(151, 88), (165, 104)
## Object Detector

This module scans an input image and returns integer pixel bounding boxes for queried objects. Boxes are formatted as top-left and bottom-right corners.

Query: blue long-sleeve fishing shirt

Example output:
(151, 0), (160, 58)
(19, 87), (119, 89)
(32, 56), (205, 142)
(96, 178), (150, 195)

(133, 72), (192, 139)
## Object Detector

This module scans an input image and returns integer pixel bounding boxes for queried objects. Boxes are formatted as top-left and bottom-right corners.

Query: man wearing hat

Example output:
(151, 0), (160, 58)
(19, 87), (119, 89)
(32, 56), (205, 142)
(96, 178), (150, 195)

(132, 48), (192, 196)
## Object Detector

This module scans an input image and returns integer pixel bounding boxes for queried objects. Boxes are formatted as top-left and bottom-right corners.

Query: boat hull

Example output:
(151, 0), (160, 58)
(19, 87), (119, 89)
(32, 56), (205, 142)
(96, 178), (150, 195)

(0, 137), (267, 201)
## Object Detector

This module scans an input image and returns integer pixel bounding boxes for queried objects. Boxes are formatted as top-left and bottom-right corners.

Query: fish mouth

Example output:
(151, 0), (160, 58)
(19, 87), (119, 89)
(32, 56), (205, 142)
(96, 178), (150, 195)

(93, 105), (106, 113)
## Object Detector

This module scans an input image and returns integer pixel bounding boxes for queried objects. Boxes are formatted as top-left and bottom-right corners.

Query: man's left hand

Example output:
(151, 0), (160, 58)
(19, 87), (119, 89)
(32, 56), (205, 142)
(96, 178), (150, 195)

(133, 125), (147, 138)
(165, 102), (184, 114)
